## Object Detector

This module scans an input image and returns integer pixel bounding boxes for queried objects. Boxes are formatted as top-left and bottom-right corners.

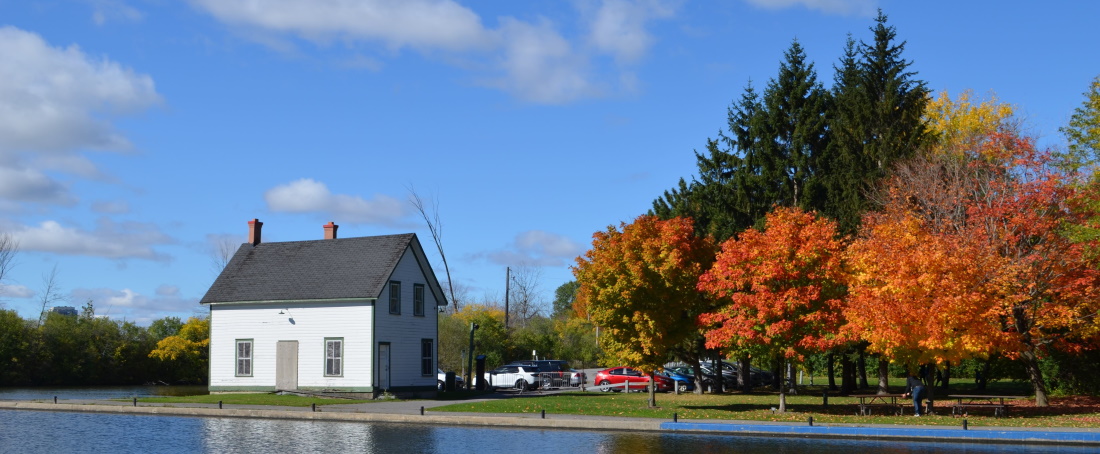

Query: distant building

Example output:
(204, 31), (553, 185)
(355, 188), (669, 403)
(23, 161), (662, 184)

(50, 306), (78, 316)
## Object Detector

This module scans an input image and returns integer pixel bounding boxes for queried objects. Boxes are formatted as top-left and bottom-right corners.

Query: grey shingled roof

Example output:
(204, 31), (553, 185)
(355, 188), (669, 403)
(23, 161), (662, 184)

(201, 233), (420, 304)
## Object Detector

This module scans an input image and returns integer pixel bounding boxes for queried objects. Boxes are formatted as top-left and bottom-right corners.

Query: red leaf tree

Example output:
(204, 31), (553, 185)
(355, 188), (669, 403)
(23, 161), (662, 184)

(698, 207), (847, 412)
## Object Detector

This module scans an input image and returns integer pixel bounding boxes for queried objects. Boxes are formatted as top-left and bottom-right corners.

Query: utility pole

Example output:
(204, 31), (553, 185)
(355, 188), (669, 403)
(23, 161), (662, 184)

(504, 266), (510, 329)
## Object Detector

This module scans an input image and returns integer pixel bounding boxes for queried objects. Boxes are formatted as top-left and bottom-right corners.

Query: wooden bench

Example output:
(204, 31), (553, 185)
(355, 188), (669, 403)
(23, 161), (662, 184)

(852, 393), (904, 416)
(948, 395), (1025, 418)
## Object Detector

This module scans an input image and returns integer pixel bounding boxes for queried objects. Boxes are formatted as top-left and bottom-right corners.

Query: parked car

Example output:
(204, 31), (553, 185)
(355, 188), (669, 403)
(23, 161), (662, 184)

(484, 365), (542, 390)
(569, 369), (586, 387)
(506, 360), (580, 388)
(594, 367), (674, 392)
(437, 369), (465, 391)
(657, 369), (695, 392)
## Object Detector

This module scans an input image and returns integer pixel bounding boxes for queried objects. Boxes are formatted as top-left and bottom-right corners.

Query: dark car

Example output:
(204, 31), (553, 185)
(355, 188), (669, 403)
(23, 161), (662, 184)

(594, 367), (674, 392)
(657, 370), (695, 392)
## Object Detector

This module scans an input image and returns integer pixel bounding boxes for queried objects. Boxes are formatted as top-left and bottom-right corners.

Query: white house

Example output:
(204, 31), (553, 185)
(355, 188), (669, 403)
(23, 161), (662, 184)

(200, 219), (447, 397)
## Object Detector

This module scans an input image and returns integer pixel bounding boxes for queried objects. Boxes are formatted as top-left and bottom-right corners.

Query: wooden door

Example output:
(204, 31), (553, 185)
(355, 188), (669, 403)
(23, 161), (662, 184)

(379, 343), (391, 390)
(276, 341), (298, 391)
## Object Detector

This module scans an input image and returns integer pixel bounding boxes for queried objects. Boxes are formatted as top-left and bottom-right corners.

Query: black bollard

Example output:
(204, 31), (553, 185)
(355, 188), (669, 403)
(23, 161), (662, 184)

(420, 406), (424, 416)
(673, 413), (678, 423)
(808, 416), (814, 427)
(963, 419), (968, 430)
(822, 390), (828, 407)
(133, 398), (137, 407)
(311, 403), (316, 412)
(219, 400), (223, 409)
(541, 410), (546, 419)
(54, 396), (57, 404)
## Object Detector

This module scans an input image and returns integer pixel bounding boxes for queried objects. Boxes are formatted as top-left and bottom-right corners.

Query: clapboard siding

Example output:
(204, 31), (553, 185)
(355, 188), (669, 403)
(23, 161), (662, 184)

(376, 247), (438, 389)
(210, 301), (373, 390)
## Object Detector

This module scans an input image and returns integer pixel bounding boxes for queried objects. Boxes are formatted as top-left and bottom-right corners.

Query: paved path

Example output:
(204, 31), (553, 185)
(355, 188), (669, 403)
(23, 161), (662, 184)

(2, 392), (1100, 447)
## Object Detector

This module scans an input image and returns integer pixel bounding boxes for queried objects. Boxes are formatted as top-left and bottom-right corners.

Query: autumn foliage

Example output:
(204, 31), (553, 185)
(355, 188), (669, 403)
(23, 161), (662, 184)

(698, 207), (847, 358)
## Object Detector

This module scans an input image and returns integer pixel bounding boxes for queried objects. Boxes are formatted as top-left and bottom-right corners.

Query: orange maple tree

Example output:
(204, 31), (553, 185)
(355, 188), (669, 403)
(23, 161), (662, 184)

(697, 207), (846, 412)
(847, 128), (1100, 406)
(573, 215), (715, 408)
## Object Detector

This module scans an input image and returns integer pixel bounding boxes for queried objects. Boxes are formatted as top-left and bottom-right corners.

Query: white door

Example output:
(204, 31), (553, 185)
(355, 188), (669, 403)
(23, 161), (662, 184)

(276, 341), (298, 391)
(379, 343), (391, 390)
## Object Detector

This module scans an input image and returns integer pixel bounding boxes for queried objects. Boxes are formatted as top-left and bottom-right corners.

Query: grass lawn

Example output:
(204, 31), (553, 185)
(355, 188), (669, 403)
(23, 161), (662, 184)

(132, 394), (375, 407)
(431, 384), (1100, 429)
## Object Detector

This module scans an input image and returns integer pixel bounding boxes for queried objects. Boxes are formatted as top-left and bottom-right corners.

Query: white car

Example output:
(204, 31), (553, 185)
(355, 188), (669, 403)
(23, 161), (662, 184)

(484, 365), (541, 390)
(437, 369), (465, 391)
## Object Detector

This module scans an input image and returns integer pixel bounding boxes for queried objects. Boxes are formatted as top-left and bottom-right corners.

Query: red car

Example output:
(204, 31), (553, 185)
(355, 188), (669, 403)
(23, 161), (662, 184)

(594, 367), (674, 392)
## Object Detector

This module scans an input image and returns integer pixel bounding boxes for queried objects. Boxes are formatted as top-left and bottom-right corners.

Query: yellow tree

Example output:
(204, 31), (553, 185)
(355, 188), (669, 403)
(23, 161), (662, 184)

(574, 215), (715, 408)
(148, 316), (209, 383)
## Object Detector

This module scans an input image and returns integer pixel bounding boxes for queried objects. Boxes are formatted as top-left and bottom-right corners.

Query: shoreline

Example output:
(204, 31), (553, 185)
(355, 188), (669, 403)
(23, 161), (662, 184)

(2, 400), (1100, 446)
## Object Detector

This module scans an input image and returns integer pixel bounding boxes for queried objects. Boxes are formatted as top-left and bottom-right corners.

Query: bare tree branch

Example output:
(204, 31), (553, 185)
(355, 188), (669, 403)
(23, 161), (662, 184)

(0, 232), (17, 287)
(407, 185), (458, 312)
(37, 264), (65, 327)
(209, 235), (240, 276)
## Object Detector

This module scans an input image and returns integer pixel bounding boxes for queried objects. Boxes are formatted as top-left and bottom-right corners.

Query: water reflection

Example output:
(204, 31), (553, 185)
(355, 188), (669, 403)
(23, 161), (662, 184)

(0, 385), (207, 401)
(0, 410), (1095, 454)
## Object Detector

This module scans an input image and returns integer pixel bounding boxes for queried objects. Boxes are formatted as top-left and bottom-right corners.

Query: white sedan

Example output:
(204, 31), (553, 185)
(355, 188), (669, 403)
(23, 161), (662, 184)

(484, 365), (541, 390)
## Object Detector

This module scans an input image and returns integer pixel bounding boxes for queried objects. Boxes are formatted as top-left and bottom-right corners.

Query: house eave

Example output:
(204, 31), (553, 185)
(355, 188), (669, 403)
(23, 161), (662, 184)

(202, 297), (378, 306)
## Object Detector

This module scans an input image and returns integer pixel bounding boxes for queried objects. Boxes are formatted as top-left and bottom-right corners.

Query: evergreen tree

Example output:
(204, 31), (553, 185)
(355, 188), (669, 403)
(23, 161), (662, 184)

(824, 11), (930, 234)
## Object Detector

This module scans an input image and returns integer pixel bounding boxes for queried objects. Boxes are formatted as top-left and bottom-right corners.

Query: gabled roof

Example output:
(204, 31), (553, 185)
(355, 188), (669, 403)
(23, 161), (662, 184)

(200, 233), (447, 305)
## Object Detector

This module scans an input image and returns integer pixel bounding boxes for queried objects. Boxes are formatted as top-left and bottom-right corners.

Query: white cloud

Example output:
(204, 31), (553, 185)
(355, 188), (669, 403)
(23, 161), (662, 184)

(482, 230), (583, 267)
(189, 0), (493, 51)
(0, 26), (161, 206)
(491, 18), (597, 104)
(71, 287), (200, 324)
(0, 166), (76, 205)
(587, 0), (675, 63)
(88, 0), (145, 26)
(0, 284), (34, 298)
(189, 0), (678, 104)
(264, 178), (408, 225)
(743, 0), (877, 16)
(6, 218), (173, 261)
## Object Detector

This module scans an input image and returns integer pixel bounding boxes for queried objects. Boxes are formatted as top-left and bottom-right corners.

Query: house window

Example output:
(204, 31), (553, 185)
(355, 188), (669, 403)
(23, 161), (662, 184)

(389, 281), (401, 314)
(235, 339), (252, 377)
(413, 284), (425, 316)
(420, 338), (433, 376)
(325, 338), (343, 377)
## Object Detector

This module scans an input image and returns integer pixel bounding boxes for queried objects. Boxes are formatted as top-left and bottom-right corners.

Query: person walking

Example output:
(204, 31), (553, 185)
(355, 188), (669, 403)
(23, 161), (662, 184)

(902, 370), (926, 416)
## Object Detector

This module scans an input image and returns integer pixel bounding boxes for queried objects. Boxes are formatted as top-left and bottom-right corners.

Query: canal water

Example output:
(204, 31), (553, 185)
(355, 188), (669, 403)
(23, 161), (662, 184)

(0, 388), (1092, 453)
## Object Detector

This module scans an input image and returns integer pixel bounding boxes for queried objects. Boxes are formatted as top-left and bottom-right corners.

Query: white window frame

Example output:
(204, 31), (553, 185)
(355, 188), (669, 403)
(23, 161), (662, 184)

(420, 338), (433, 376)
(389, 281), (401, 315)
(413, 283), (425, 316)
(235, 339), (253, 377)
(325, 338), (343, 377)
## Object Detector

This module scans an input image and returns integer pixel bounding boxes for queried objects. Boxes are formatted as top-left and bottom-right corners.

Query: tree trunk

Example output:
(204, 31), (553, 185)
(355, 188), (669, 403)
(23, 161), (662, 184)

(858, 350), (869, 389)
(1020, 349), (1050, 407)
(648, 371), (658, 408)
(827, 353), (837, 391)
(740, 356), (752, 392)
(939, 362), (951, 392)
(778, 359), (788, 412)
(840, 354), (854, 395)
(977, 359), (989, 391)
(787, 361), (797, 394)
(877, 357), (889, 394)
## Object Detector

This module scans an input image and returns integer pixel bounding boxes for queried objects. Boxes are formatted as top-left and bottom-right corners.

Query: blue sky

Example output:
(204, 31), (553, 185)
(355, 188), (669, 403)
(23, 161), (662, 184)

(0, 0), (1098, 324)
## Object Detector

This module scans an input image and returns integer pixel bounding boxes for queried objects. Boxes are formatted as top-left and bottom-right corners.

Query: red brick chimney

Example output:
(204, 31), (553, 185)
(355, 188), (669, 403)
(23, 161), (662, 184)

(323, 221), (338, 239)
(248, 218), (263, 246)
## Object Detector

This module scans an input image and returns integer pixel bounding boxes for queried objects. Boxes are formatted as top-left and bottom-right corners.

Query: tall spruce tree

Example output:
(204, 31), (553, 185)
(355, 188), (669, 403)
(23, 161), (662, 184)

(824, 11), (930, 234)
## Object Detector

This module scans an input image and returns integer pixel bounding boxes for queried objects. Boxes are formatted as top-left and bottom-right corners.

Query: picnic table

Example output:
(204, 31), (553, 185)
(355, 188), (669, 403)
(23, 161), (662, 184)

(852, 393), (905, 416)
(948, 395), (1026, 417)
